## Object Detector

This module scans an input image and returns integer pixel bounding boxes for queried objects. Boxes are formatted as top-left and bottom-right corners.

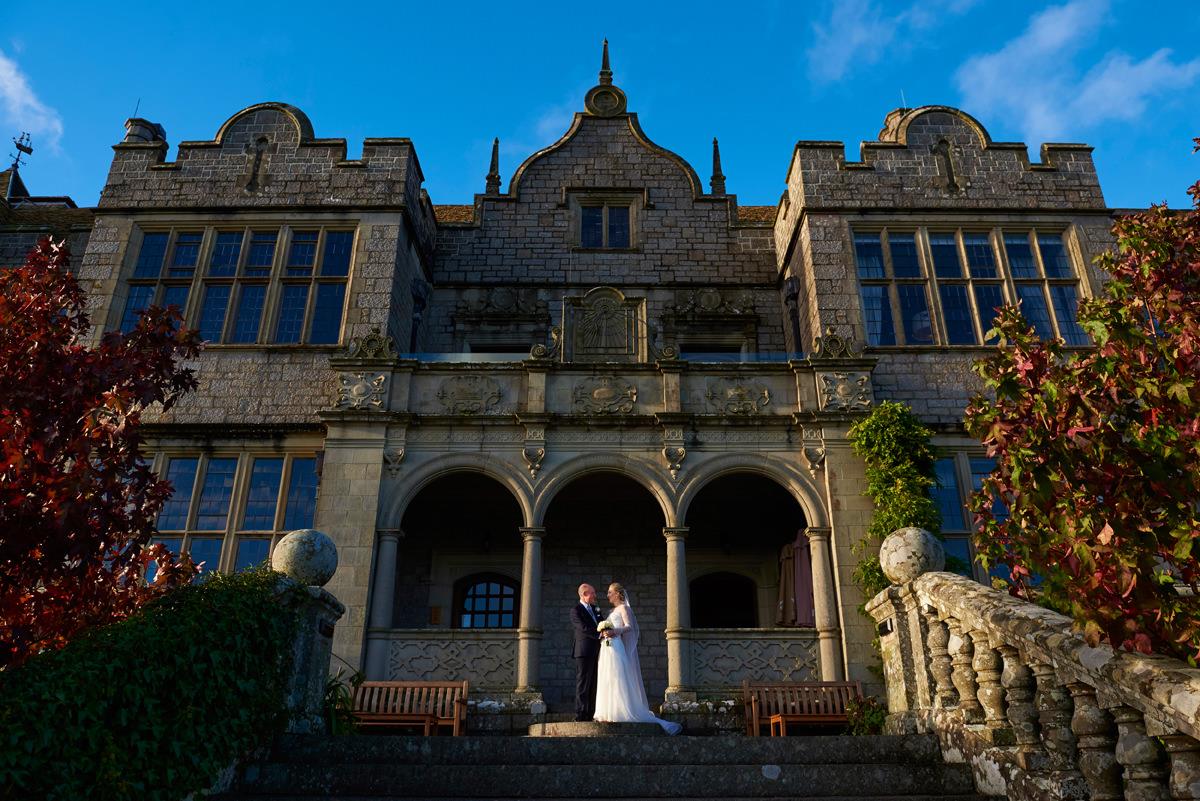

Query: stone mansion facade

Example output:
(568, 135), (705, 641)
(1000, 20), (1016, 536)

(4, 47), (1117, 710)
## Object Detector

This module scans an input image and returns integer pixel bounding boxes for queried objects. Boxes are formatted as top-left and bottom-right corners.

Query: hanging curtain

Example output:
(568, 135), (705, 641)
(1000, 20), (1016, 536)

(777, 531), (816, 627)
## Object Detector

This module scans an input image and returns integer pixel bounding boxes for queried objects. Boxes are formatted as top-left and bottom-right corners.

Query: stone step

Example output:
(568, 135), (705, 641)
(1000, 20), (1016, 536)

(266, 733), (945, 766)
(235, 761), (978, 798)
(218, 795), (994, 801)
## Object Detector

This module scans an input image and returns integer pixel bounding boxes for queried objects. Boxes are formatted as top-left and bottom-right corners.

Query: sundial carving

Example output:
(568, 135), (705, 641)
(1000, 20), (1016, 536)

(562, 286), (648, 363)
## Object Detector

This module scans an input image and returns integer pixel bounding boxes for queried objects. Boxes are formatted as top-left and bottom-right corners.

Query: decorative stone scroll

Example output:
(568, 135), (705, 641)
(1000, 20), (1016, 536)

(386, 632), (517, 691)
(437, 376), (503, 415)
(521, 446), (546, 478)
(662, 446), (686, 480)
(383, 447), (405, 478)
(345, 327), (398, 361)
(801, 427), (826, 476)
(337, 372), (388, 410)
(705, 378), (770, 416)
(573, 376), (637, 414)
(810, 326), (862, 360)
(690, 631), (820, 688)
(817, 371), (872, 412)
(671, 288), (756, 317)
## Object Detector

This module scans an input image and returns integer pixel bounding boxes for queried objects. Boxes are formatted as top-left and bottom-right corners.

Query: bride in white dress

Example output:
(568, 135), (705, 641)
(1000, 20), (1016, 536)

(593, 582), (682, 735)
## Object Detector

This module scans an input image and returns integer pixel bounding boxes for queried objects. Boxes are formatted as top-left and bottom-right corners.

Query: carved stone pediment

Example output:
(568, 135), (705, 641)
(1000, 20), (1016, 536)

(705, 378), (771, 416)
(437, 376), (503, 415)
(562, 286), (648, 363)
(573, 376), (637, 414)
(818, 371), (873, 412)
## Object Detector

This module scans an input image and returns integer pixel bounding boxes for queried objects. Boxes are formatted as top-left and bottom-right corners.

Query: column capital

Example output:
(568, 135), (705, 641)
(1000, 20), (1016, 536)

(376, 528), (404, 543)
(520, 526), (546, 542)
(804, 526), (832, 543)
(662, 526), (689, 542)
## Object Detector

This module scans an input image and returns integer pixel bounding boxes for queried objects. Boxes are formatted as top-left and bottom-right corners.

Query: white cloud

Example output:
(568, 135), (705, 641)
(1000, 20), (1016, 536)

(0, 48), (62, 151)
(955, 1), (1200, 144)
(806, 0), (979, 83)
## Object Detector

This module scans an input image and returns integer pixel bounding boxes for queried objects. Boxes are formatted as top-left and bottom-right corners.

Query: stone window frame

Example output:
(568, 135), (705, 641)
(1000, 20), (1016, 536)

(146, 449), (321, 577)
(451, 572), (521, 630)
(852, 225), (1089, 348)
(566, 188), (644, 252)
(118, 224), (357, 346)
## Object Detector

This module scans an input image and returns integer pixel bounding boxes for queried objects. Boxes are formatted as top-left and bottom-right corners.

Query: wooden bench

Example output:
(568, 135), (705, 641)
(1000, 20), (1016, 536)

(352, 680), (469, 736)
(741, 680), (863, 736)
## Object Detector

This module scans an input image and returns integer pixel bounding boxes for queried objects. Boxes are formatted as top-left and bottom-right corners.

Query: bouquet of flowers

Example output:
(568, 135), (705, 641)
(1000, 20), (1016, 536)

(597, 620), (614, 646)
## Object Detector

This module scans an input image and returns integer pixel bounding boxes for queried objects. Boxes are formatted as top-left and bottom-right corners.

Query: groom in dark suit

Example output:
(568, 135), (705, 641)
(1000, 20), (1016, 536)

(571, 583), (602, 721)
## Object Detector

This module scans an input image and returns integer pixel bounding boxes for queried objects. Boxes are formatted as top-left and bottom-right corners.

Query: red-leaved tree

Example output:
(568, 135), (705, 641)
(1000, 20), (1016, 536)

(965, 141), (1200, 663)
(0, 238), (201, 669)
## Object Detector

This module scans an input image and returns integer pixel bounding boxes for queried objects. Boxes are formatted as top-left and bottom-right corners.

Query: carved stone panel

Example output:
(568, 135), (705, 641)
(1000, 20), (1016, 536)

(573, 376), (637, 414)
(437, 376), (503, 415)
(691, 633), (820, 688)
(671, 288), (756, 317)
(705, 378), (771, 416)
(337, 372), (388, 410)
(818, 371), (873, 412)
(562, 286), (647, 363)
(387, 635), (516, 690)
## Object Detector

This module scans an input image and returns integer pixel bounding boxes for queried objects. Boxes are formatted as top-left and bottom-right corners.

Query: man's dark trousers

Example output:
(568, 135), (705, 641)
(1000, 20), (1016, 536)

(571, 603), (601, 721)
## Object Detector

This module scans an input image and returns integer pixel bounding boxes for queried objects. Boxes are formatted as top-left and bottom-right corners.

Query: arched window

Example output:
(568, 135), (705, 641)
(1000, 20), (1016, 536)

(453, 573), (519, 629)
(690, 572), (757, 628)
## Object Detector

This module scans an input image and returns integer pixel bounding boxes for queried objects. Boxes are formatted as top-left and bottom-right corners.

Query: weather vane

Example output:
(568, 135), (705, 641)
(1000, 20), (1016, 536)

(10, 132), (32, 170)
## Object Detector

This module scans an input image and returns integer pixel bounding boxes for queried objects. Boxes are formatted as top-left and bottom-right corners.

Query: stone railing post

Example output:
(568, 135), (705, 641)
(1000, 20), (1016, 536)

(970, 630), (1012, 744)
(1114, 705), (1172, 801)
(1162, 734), (1200, 801)
(1066, 683), (1122, 801)
(997, 644), (1040, 763)
(1030, 661), (1079, 772)
(946, 617), (984, 724)
(925, 610), (958, 709)
(271, 529), (347, 735)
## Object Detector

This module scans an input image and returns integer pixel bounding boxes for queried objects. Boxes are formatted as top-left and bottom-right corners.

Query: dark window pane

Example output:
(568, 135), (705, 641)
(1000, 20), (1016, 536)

(888, 233), (920, 277)
(581, 207), (603, 248)
(231, 285), (266, 343)
(944, 537), (974, 578)
(235, 539), (271, 571)
(241, 458), (283, 530)
(933, 458), (966, 530)
(860, 286), (895, 346)
(283, 458), (318, 530)
(1038, 234), (1072, 278)
(939, 284), (975, 344)
(287, 230), (318, 276)
(1016, 285), (1054, 339)
(188, 537), (223, 577)
(460, 614), (471, 627)
(321, 231), (354, 277)
(120, 285), (155, 333)
(898, 284), (933, 344)
(159, 458), (199, 530)
(169, 232), (203, 276)
(195, 458), (238, 530)
(1004, 234), (1038, 278)
(971, 456), (1008, 521)
(973, 284), (1006, 336)
(274, 285), (309, 344)
(160, 285), (190, 313)
(1049, 285), (1089, 346)
(487, 614), (499, 627)
(963, 233), (996, 278)
(308, 283), (345, 345)
(607, 206), (630, 248)
(133, 233), (169, 278)
(209, 232), (242, 277)
(245, 231), (277, 277)
(929, 234), (962, 278)
(198, 285), (232, 342)
(854, 233), (885, 278)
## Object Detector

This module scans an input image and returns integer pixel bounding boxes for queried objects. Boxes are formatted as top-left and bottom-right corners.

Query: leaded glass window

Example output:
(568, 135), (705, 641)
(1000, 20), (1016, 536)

(454, 574), (519, 629)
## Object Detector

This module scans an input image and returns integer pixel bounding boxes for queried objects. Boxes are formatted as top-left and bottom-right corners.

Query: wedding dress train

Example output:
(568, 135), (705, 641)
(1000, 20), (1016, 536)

(593, 602), (682, 735)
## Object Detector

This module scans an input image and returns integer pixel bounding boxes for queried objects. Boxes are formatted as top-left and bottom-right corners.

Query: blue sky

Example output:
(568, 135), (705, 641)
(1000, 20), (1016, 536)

(2, 1), (1198, 209)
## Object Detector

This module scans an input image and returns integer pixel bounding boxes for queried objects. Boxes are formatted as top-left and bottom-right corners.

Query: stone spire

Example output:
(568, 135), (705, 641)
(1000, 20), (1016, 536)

(485, 137), (501, 195)
(710, 137), (726, 195)
(599, 38), (613, 85)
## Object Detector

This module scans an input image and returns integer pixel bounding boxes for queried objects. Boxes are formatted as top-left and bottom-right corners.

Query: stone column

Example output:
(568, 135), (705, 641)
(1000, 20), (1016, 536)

(664, 526), (693, 699)
(804, 526), (845, 681)
(516, 526), (545, 695)
(364, 528), (402, 679)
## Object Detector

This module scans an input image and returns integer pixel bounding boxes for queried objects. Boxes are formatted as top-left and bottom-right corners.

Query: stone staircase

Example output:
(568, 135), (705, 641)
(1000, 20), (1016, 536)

(215, 732), (992, 800)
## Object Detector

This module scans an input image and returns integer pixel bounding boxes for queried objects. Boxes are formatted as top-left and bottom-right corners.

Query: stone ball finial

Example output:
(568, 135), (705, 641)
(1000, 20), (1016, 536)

(879, 526), (945, 585)
(271, 529), (338, 587)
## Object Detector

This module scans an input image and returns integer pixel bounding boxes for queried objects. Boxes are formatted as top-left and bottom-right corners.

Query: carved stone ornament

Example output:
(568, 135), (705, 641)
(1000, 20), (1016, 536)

(562, 287), (648, 363)
(522, 446), (546, 478)
(705, 378), (771, 416)
(345, 327), (398, 360)
(524, 424), (546, 441)
(573, 376), (637, 414)
(455, 287), (547, 318)
(810, 327), (862, 360)
(672, 288), (756, 317)
(662, 446), (686, 480)
(384, 447), (405, 478)
(529, 326), (563, 361)
(818, 371), (872, 412)
(802, 428), (826, 476)
(437, 376), (503, 415)
(337, 372), (388, 410)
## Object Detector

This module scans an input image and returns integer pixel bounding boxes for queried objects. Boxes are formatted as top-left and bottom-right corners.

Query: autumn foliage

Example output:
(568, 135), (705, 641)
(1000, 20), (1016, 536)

(966, 142), (1200, 663)
(0, 238), (200, 669)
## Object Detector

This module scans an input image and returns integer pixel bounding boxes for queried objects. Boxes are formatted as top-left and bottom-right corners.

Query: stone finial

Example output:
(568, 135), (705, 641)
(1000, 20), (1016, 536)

(272, 529), (339, 587)
(710, 137), (726, 195)
(122, 117), (166, 145)
(599, 38), (613, 86)
(879, 526), (945, 584)
(485, 137), (501, 195)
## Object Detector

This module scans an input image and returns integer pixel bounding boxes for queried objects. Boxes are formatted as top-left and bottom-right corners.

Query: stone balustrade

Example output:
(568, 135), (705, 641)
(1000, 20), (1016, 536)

(867, 562), (1200, 800)
(688, 628), (821, 689)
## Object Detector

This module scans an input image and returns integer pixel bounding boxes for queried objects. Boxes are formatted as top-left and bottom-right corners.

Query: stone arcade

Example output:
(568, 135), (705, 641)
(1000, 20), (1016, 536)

(33, 44), (1116, 721)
